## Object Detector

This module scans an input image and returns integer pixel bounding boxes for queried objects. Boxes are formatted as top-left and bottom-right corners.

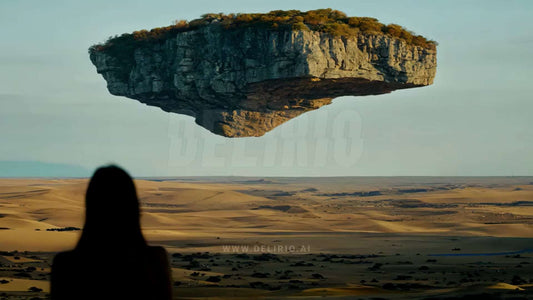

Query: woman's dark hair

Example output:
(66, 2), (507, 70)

(76, 165), (147, 250)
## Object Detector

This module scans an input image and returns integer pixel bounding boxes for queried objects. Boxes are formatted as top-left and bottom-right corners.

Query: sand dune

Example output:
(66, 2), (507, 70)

(0, 177), (532, 299)
(0, 177), (532, 251)
(0, 278), (49, 293)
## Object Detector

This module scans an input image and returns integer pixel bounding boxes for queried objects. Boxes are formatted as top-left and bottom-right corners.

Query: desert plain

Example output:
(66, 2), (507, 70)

(0, 176), (532, 299)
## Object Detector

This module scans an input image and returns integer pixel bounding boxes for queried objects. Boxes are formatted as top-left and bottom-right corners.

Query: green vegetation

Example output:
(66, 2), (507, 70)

(89, 9), (437, 55)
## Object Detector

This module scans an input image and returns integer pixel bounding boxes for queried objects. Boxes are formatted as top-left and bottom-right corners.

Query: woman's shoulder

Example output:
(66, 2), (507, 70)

(52, 250), (78, 265)
(53, 249), (97, 267)
(52, 250), (85, 275)
(146, 246), (168, 259)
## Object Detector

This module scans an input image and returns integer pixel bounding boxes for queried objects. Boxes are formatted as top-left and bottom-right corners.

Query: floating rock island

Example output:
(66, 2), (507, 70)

(90, 9), (437, 137)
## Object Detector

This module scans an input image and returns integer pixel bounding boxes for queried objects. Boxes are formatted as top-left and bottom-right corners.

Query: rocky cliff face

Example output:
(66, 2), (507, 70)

(90, 25), (436, 137)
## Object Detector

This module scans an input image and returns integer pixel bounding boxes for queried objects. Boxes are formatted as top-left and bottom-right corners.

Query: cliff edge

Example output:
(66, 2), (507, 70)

(90, 10), (437, 137)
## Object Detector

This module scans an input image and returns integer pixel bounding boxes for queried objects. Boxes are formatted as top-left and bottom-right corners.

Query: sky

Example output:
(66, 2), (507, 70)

(0, 0), (532, 177)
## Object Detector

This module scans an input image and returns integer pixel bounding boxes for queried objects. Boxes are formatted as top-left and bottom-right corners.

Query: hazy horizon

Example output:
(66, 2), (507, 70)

(2, 161), (533, 180)
(1, 0), (532, 177)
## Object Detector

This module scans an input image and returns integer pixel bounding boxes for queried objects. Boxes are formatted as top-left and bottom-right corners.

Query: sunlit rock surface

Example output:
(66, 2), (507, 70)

(90, 26), (436, 137)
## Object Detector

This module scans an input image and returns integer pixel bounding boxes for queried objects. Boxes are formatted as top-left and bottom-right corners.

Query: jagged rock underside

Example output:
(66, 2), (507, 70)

(90, 26), (436, 137)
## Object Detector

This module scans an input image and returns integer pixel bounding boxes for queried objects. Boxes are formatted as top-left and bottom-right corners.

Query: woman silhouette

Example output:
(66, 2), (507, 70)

(51, 165), (172, 300)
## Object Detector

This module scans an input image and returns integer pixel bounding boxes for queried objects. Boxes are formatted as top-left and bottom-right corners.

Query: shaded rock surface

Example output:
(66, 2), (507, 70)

(90, 25), (436, 137)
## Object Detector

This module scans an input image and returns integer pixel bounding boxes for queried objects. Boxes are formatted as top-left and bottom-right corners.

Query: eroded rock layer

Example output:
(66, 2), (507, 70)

(90, 26), (436, 137)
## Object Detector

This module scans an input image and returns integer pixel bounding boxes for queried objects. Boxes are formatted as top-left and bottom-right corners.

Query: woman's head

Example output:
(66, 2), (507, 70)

(77, 165), (146, 249)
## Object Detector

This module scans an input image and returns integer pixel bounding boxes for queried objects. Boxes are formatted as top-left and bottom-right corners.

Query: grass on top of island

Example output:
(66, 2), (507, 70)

(89, 8), (437, 56)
